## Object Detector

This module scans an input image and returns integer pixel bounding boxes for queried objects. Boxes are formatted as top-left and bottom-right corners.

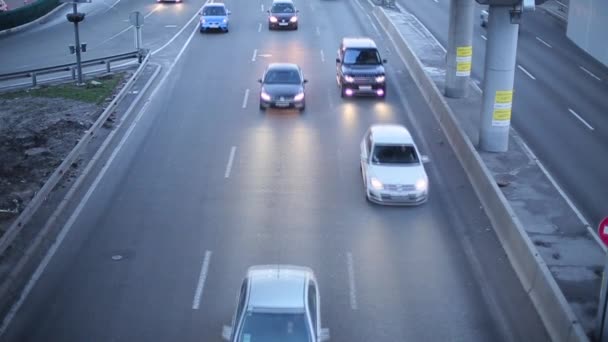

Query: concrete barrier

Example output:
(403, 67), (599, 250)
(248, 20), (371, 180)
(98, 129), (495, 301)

(373, 6), (587, 342)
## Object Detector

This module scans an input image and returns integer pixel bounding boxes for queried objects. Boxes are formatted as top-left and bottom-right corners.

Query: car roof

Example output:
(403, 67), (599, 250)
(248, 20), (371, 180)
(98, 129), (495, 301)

(342, 37), (377, 49)
(370, 125), (414, 145)
(203, 2), (225, 7)
(272, 0), (294, 4)
(266, 63), (300, 71)
(246, 265), (313, 311)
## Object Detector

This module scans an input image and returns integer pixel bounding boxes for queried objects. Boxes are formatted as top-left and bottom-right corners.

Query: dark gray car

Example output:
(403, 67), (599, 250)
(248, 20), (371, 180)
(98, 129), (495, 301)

(259, 63), (307, 112)
(267, 0), (299, 30)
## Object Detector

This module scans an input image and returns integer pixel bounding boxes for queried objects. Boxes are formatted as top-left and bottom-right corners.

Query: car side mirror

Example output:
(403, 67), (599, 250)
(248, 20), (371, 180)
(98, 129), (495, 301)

(258, 79), (263, 83)
(199, 11), (203, 15)
(303, 79), (308, 84)
(421, 155), (430, 163)
(227, 10), (231, 15)
(222, 325), (232, 340)
(382, 59), (388, 64)
(319, 328), (330, 341)
(335, 58), (340, 63)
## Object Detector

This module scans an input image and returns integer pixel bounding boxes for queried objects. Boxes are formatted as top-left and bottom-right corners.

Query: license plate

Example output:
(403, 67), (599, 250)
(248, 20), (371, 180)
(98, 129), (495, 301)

(275, 102), (289, 107)
(359, 85), (372, 91)
(279, 22), (288, 26)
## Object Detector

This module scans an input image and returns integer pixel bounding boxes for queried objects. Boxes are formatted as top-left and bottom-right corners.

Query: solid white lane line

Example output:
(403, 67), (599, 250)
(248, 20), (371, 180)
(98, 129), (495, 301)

(481, 35), (487, 41)
(258, 23), (262, 32)
(517, 65), (536, 80)
(316, 26), (320, 36)
(225, 147), (236, 178)
(536, 36), (552, 48)
(320, 49), (325, 62)
(192, 251), (212, 310)
(346, 252), (358, 310)
(242, 89), (250, 109)
(579, 66), (602, 81)
(0, 19), (201, 338)
(568, 108), (594, 130)
(353, 0), (365, 11)
(251, 49), (257, 62)
(144, 7), (158, 19)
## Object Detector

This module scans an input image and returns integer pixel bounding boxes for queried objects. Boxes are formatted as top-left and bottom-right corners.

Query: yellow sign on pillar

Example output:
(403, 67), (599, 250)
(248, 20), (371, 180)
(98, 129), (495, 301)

(492, 90), (513, 127)
(456, 46), (472, 77)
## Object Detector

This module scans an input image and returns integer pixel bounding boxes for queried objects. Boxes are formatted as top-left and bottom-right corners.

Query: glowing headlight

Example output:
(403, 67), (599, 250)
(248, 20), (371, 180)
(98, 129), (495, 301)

(415, 178), (428, 191)
(290, 16), (297, 23)
(370, 177), (383, 190)
(344, 75), (355, 83)
(201, 19), (206, 24)
(294, 92), (304, 101)
(269, 16), (278, 23)
(222, 18), (227, 23)
(375, 75), (385, 83)
(261, 92), (271, 101)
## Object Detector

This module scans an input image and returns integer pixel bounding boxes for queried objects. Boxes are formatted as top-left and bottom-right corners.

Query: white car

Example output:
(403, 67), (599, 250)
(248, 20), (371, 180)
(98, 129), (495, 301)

(222, 265), (330, 342)
(360, 124), (429, 205)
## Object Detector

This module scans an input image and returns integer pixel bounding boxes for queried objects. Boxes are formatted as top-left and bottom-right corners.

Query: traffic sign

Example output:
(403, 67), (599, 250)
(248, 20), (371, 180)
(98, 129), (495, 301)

(130, 11), (144, 28)
(598, 217), (608, 247)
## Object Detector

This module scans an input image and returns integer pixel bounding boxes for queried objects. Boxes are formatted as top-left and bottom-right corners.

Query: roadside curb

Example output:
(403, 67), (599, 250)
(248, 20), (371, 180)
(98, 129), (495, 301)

(373, 6), (587, 342)
(0, 56), (160, 327)
(0, 3), (67, 37)
(541, 6), (568, 23)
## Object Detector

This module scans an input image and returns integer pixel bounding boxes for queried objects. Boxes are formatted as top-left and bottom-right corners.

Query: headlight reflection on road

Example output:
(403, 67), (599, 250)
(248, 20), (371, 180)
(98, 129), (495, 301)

(372, 102), (392, 120)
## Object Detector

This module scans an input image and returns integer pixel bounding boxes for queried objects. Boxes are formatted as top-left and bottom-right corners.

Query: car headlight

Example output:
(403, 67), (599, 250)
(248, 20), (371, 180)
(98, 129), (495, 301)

(370, 177), (383, 190)
(375, 75), (385, 83)
(290, 16), (297, 23)
(294, 92), (304, 101)
(269, 16), (278, 23)
(201, 19), (206, 24)
(415, 178), (428, 191)
(344, 75), (355, 83)
(222, 18), (227, 23)
(261, 91), (271, 101)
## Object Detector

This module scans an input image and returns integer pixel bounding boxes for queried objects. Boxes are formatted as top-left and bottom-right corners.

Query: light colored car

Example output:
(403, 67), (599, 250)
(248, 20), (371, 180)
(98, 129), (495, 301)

(200, 3), (230, 33)
(222, 265), (330, 342)
(360, 124), (429, 205)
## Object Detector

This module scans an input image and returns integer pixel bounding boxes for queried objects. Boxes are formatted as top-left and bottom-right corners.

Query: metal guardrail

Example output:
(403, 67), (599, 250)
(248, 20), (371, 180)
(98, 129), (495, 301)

(0, 49), (148, 87)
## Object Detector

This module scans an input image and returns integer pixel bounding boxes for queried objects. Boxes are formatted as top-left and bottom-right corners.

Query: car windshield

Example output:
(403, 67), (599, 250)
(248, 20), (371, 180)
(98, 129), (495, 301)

(264, 69), (301, 84)
(203, 6), (226, 16)
(372, 144), (419, 165)
(271, 3), (295, 13)
(343, 48), (381, 65)
(238, 312), (312, 342)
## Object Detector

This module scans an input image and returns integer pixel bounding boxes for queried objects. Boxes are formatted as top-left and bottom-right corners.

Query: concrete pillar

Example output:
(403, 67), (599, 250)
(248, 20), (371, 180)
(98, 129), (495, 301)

(445, 0), (475, 98)
(479, 5), (519, 152)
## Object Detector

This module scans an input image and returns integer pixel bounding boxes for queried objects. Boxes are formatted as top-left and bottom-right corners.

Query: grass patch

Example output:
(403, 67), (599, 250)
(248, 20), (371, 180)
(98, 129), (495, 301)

(0, 74), (124, 104)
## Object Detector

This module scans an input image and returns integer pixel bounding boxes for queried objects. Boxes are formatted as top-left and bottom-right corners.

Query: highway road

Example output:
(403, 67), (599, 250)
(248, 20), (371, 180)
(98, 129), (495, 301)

(397, 0), (608, 227)
(0, 0), (550, 341)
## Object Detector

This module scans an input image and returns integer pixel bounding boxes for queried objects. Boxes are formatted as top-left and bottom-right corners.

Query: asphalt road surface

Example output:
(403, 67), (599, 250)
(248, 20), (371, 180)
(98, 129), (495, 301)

(398, 0), (608, 228)
(1, 0), (550, 341)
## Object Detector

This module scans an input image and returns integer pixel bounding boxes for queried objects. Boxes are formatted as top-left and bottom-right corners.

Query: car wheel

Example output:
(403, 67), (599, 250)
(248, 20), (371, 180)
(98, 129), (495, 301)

(340, 87), (346, 98)
(294, 24), (298, 30)
(259, 103), (266, 111)
(299, 104), (305, 112)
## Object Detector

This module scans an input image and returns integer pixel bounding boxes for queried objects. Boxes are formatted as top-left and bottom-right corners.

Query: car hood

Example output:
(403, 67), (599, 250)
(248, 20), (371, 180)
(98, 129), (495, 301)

(342, 64), (385, 76)
(201, 15), (227, 22)
(368, 164), (426, 185)
(270, 12), (297, 19)
(262, 84), (303, 97)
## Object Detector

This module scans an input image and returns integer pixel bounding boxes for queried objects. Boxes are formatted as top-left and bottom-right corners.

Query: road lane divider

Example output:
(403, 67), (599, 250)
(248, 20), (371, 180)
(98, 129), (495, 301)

(579, 66), (602, 82)
(251, 49), (258, 62)
(568, 108), (594, 131)
(481, 35), (487, 41)
(346, 252), (358, 310)
(192, 251), (212, 310)
(258, 23), (262, 32)
(373, 6), (588, 342)
(536, 36), (552, 48)
(225, 147), (237, 178)
(517, 65), (536, 80)
(320, 49), (325, 63)
(242, 89), (250, 109)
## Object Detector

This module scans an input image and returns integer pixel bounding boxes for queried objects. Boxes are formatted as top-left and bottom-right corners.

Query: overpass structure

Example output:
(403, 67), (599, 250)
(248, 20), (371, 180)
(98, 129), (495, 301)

(565, 0), (607, 66)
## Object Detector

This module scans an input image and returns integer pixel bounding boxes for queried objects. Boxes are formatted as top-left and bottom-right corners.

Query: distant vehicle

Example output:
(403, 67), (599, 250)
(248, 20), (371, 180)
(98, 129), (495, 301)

(156, 0), (181, 4)
(222, 265), (330, 342)
(360, 125), (429, 205)
(0, 0), (9, 12)
(480, 9), (488, 28)
(267, 0), (299, 30)
(258, 63), (307, 112)
(200, 3), (230, 33)
(336, 37), (387, 98)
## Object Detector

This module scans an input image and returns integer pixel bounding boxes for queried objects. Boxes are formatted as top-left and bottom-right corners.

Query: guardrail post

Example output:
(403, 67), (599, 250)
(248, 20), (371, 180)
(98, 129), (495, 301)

(106, 60), (111, 73)
(31, 72), (37, 87)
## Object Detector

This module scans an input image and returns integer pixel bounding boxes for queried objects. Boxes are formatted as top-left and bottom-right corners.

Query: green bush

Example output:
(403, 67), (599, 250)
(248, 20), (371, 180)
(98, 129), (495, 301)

(0, 0), (61, 31)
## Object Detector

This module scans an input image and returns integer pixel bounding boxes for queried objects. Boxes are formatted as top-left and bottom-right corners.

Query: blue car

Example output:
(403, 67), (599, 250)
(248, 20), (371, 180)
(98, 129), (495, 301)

(200, 3), (230, 33)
